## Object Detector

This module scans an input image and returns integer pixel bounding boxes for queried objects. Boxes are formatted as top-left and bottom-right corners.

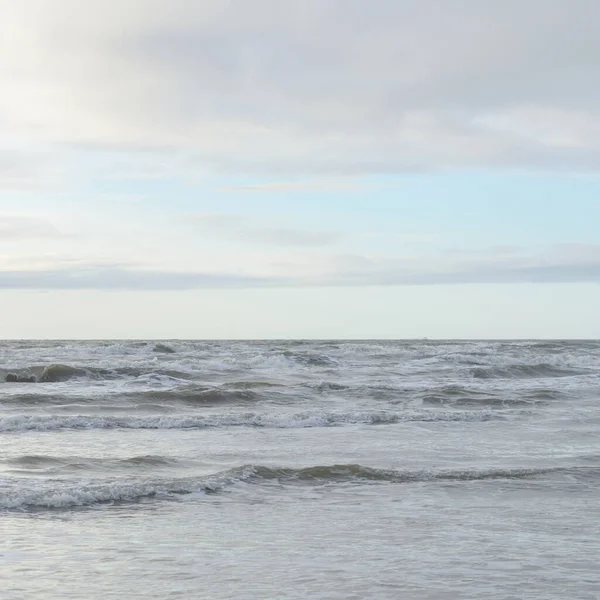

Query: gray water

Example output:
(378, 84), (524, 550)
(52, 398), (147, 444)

(1, 340), (599, 599)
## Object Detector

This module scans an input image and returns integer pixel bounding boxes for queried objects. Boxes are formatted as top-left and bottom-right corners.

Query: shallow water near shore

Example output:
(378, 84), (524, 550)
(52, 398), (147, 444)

(1, 340), (599, 599)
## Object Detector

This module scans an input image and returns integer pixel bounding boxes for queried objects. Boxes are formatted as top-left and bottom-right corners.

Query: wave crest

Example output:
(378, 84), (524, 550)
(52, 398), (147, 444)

(472, 364), (585, 379)
(0, 463), (573, 510)
(0, 409), (494, 432)
(1, 363), (194, 384)
(248, 463), (559, 484)
(0, 468), (255, 510)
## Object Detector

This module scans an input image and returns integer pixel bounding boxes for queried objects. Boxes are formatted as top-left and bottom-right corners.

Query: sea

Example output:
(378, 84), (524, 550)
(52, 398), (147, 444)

(1, 339), (599, 599)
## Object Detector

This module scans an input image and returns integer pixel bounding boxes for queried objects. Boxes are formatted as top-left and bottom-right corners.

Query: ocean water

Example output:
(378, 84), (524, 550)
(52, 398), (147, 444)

(1, 339), (599, 599)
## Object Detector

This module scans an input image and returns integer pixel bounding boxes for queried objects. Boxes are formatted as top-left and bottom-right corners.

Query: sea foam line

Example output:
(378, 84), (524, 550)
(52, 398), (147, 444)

(0, 409), (493, 432)
(0, 463), (564, 510)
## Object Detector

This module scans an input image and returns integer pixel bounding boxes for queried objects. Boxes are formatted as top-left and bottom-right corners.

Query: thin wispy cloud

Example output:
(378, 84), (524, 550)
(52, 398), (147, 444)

(189, 214), (345, 247)
(0, 267), (278, 291)
(0, 215), (66, 240)
(1, 244), (598, 290)
(218, 178), (373, 193)
(0, 150), (61, 191)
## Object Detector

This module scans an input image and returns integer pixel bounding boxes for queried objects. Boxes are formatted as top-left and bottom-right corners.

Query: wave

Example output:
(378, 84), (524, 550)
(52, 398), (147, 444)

(152, 343), (176, 354)
(527, 340), (600, 351)
(0, 467), (254, 510)
(128, 386), (261, 405)
(0, 364), (101, 383)
(0, 385), (271, 408)
(1, 463), (583, 510)
(420, 385), (561, 407)
(5, 454), (179, 470)
(281, 351), (338, 367)
(0, 409), (494, 432)
(40, 364), (100, 382)
(472, 364), (586, 379)
(3, 454), (184, 477)
(310, 381), (351, 392)
(248, 463), (561, 484)
(1, 363), (194, 383)
(223, 380), (285, 389)
(421, 395), (534, 407)
(521, 388), (569, 401)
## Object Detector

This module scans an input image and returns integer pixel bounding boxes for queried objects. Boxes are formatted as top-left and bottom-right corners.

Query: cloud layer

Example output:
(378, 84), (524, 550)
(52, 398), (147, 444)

(190, 214), (344, 247)
(1, 244), (598, 290)
(1, 0), (600, 175)
(0, 215), (65, 239)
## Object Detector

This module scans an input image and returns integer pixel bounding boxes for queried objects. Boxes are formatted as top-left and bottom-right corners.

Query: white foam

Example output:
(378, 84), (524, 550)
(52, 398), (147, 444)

(0, 467), (256, 509)
(0, 409), (493, 432)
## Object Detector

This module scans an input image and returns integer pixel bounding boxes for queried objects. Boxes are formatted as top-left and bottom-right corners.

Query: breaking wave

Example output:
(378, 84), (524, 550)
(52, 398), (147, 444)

(0, 409), (495, 432)
(281, 351), (338, 367)
(1, 363), (193, 383)
(0, 385), (265, 407)
(1, 463), (587, 510)
(472, 364), (586, 379)
(0, 468), (254, 510)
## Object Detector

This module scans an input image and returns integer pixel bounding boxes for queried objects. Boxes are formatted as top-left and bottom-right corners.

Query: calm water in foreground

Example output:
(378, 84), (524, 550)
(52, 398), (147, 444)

(1, 340), (599, 599)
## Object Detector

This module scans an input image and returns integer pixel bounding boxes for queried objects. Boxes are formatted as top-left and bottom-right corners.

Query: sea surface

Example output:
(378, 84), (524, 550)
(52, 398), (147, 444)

(1, 340), (599, 599)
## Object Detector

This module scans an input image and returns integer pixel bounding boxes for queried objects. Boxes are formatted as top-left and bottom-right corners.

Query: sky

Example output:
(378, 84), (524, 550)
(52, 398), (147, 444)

(1, 0), (599, 339)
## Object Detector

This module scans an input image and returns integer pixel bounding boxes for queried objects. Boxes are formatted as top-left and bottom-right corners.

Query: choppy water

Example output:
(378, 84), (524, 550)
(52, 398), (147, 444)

(1, 340), (599, 599)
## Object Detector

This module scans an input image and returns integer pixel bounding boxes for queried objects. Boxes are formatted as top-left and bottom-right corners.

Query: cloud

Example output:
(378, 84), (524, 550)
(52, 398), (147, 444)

(445, 245), (524, 256)
(0, 267), (276, 291)
(190, 214), (344, 247)
(0, 215), (65, 240)
(314, 251), (600, 286)
(1, 244), (599, 290)
(1, 1), (600, 175)
(218, 178), (374, 193)
(0, 150), (61, 191)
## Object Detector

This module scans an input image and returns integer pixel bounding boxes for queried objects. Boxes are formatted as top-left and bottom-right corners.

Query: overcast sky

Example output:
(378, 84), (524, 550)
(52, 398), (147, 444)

(1, 0), (599, 338)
